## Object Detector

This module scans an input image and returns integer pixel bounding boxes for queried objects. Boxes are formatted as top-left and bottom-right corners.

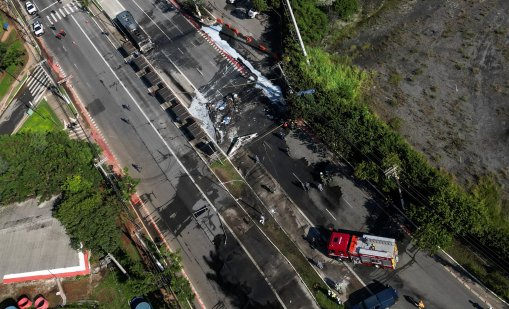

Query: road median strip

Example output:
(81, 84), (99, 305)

(208, 152), (347, 308)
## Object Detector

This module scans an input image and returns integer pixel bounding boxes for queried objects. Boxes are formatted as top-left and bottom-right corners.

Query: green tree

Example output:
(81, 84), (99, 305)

(0, 132), (99, 205)
(252, 0), (269, 12)
(117, 167), (140, 201)
(332, 0), (358, 19)
(1, 45), (25, 69)
(291, 0), (328, 43)
(55, 185), (121, 253)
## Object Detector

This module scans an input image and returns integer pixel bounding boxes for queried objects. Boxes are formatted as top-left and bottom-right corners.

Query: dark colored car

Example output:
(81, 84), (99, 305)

(351, 286), (399, 309)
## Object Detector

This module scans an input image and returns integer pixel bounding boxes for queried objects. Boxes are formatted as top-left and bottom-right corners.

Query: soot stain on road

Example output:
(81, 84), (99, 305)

(86, 98), (105, 116)
(203, 236), (283, 309)
(159, 175), (202, 237)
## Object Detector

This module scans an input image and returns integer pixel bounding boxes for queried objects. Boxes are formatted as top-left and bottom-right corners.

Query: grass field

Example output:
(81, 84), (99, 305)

(0, 65), (18, 99)
(210, 159), (244, 197)
(0, 27), (28, 101)
(5, 73), (27, 103)
(89, 271), (134, 309)
(19, 99), (62, 132)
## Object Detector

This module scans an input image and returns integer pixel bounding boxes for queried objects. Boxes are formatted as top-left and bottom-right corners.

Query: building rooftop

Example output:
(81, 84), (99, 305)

(0, 197), (89, 283)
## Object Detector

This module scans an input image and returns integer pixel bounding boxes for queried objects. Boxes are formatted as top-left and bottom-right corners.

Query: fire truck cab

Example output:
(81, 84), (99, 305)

(327, 232), (399, 269)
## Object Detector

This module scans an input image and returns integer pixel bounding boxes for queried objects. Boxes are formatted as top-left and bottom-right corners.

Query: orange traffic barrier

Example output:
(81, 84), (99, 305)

(217, 18), (223, 24)
(246, 36), (253, 43)
(232, 28), (240, 35)
(259, 44), (267, 51)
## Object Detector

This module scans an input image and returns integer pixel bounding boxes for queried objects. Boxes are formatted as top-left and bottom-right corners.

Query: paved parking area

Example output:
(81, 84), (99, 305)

(0, 197), (88, 283)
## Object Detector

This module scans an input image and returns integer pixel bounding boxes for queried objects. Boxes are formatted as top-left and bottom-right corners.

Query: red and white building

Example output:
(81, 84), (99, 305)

(327, 232), (399, 269)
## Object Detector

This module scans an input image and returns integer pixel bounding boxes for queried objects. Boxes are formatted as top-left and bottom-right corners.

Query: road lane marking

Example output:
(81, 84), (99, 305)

(55, 11), (62, 20)
(39, 1), (58, 13)
(64, 6), (71, 14)
(129, 0), (184, 34)
(71, 14), (286, 308)
(342, 196), (353, 208)
(59, 8), (66, 17)
(196, 68), (203, 76)
(161, 50), (199, 91)
(50, 13), (58, 23)
(325, 209), (337, 221)
(46, 16), (54, 25)
(177, 47), (184, 54)
(128, 0), (172, 42)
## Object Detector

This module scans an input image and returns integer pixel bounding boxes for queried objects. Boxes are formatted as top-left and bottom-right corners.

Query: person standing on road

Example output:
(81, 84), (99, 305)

(418, 299), (425, 309)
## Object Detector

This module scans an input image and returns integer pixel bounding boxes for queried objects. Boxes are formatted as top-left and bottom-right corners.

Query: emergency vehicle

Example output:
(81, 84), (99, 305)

(327, 231), (399, 269)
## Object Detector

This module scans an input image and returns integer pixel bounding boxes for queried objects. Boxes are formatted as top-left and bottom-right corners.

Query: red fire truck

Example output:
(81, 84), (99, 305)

(327, 231), (399, 269)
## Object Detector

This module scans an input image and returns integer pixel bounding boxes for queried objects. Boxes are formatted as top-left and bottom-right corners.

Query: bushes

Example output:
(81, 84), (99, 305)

(299, 48), (368, 100)
(252, 0), (269, 12)
(290, 0), (329, 43)
(286, 47), (509, 258)
(283, 0), (509, 300)
(332, 0), (358, 19)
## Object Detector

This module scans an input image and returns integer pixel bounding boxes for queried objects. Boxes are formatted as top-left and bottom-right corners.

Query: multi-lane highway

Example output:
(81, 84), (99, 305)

(21, 0), (317, 307)
(247, 127), (494, 308)
(14, 0), (504, 308)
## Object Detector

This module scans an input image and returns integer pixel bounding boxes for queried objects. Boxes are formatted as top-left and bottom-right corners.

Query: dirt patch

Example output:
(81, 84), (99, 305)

(331, 0), (509, 193)
(0, 26), (13, 43)
(0, 273), (103, 307)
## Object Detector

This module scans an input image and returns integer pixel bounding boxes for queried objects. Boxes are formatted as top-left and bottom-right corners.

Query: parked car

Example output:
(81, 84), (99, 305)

(351, 286), (399, 309)
(33, 295), (49, 309)
(32, 20), (44, 36)
(25, 1), (37, 15)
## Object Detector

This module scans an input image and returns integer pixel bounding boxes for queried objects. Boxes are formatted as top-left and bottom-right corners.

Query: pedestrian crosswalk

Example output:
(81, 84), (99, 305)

(45, 2), (81, 25)
(26, 65), (51, 102)
(66, 119), (87, 140)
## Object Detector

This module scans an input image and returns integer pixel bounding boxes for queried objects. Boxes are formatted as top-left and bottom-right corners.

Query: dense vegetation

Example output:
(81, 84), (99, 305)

(0, 40), (25, 71)
(0, 26), (27, 100)
(0, 132), (193, 305)
(276, 0), (509, 301)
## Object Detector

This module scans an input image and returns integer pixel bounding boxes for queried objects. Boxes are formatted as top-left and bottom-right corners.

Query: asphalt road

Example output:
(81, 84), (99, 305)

(0, 97), (28, 134)
(90, 1), (491, 308)
(247, 127), (488, 309)
(118, 2), (491, 307)
(19, 0), (495, 308)
(27, 1), (285, 307)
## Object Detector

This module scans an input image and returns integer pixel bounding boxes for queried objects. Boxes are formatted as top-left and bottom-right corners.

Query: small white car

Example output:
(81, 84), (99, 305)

(25, 1), (37, 15)
(32, 20), (44, 36)
(247, 9), (258, 19)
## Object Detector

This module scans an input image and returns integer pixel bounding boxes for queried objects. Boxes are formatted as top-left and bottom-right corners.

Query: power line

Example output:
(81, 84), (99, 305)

(311, 119), (509, 275)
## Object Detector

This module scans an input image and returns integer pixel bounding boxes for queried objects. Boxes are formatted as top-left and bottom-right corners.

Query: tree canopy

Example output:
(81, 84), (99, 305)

(0, 132), (100, 204)
(0, 132), (123, 253)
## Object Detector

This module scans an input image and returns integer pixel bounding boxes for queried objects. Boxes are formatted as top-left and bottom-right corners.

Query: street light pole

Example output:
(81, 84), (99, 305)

(282, 0), (309, 64)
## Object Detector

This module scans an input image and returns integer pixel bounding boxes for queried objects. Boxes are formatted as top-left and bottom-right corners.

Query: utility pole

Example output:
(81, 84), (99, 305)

(384, 165), (405, 211)
(282, 0), (309, 64)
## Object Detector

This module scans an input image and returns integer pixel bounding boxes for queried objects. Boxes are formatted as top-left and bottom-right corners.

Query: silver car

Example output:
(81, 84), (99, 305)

(32, 20), (44, 36)
(25, 1), (37, 15)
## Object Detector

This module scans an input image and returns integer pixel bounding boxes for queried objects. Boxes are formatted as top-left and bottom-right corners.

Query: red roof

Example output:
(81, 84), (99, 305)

(327, 232), (351, 254)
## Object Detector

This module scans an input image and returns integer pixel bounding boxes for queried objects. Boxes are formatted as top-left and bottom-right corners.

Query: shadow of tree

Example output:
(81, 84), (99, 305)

(202, 235), (282, 309)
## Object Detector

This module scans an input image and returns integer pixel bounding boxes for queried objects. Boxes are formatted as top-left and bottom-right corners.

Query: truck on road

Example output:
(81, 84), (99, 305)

(327, 231), (399, 269)
(114, 11), (154, 53)
(99, 0), (153, 53)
